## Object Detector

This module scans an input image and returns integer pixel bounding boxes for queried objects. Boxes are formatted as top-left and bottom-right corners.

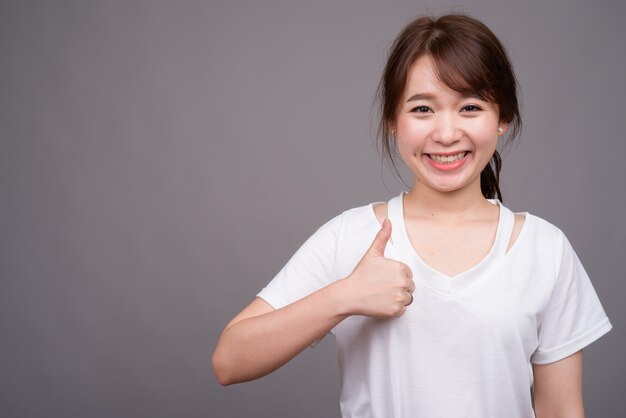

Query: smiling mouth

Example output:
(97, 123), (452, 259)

(427, 151), (468, 164)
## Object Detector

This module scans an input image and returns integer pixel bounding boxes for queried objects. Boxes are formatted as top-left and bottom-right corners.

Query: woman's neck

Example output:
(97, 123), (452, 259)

(404, 178), (493, 222)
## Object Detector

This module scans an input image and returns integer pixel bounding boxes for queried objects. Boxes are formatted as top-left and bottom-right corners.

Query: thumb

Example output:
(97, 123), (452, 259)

(368, 218), (392, 257)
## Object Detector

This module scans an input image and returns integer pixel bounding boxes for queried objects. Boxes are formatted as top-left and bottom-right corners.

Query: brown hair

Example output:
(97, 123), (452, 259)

(377, 14), (521, 201)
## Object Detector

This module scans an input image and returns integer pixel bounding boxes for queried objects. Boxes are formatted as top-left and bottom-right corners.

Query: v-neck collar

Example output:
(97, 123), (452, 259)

(385, 191), (515, 297)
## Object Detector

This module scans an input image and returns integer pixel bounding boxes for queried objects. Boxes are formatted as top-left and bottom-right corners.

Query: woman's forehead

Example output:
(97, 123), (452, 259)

(404, 55), (490, 102)
(404, 57), (461, 98)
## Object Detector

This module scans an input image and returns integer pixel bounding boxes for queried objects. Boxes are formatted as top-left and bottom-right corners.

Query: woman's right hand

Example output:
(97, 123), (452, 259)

(212, 218), (414, 385)
(340, 218), (415, 318)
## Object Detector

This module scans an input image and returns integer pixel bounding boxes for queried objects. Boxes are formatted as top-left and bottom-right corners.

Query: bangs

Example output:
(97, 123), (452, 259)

(427, 33), (499, 103)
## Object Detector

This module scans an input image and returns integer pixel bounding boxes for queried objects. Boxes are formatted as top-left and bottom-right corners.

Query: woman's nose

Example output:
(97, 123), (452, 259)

(433, 114), (461, 144)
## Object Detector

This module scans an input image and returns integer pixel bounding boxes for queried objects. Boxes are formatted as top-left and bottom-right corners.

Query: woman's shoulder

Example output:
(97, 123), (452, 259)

(507, 207), (570, 254)
(372, 201), (388, 227)
(338, 198), (387, 229)
(312, 198), (386, 238)
(512, 208), (564, 236)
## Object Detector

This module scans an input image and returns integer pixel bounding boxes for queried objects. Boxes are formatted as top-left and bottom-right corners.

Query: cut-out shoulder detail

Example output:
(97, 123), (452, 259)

(506, 214), (526, 254)
(372, 202), (388, 227)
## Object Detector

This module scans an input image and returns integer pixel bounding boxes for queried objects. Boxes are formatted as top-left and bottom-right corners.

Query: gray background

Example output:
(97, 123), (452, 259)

(1, 0), (624, 417)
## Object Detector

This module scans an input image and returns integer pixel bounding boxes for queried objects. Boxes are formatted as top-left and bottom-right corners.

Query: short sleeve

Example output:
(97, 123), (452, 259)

(531, 231), (612, 364)
(256, 212), (344, 310)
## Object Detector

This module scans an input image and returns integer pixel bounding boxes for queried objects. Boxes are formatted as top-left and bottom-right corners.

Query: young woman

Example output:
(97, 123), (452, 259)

(212, 14), (612, 417)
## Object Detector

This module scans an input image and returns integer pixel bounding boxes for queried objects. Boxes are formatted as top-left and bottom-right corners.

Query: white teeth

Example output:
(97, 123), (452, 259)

(429, 152), (467, 163)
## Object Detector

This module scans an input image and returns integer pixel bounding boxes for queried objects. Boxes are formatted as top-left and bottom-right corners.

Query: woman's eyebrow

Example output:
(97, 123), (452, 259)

(406, 93), (434, 102)
(463, 93), (485, 100)
(405, 92), (486, 102)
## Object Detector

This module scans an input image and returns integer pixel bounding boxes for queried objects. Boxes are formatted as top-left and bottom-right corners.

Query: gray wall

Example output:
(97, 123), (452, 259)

(1, 1), (624, 417)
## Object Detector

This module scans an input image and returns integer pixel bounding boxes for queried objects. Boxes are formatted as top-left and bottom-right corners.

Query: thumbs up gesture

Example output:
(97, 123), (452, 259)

(341, 218), (415, 319)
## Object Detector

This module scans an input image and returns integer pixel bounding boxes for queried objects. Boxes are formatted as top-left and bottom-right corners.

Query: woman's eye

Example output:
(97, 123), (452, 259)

(411, 106), (432, 113)
(462, 104), (482, 112)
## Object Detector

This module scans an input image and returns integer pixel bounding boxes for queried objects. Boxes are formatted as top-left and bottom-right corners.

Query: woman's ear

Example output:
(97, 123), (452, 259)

(497, 121), (509, 137)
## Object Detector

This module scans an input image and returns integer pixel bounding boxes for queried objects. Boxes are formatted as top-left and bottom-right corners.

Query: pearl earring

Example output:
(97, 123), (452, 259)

(498, 127), (503, 134)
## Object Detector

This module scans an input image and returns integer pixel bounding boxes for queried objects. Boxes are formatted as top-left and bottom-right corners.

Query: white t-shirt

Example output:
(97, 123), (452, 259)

(257, 192), (612, 418)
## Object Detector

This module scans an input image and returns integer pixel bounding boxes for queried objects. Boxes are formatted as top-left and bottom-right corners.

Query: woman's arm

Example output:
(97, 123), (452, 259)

(211, 283), (348, 386)
(211, 219), (414, 385)
(532, 350), (584, 418)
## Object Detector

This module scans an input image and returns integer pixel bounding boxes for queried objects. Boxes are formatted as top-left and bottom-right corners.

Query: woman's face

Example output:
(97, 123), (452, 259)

(394, 56), (507, 196)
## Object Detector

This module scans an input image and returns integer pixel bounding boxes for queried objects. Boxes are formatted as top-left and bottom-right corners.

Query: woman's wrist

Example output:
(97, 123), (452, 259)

(326, 276), (358, 318)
